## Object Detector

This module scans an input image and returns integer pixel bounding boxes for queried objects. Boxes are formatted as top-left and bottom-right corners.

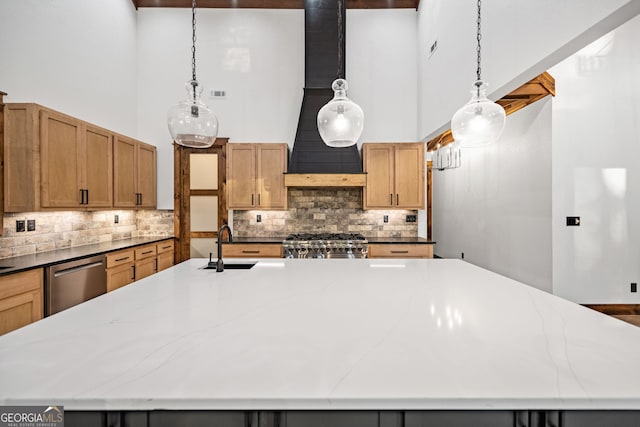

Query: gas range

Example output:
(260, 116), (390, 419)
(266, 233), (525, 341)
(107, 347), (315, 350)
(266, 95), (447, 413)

(283, 233), (368, 259)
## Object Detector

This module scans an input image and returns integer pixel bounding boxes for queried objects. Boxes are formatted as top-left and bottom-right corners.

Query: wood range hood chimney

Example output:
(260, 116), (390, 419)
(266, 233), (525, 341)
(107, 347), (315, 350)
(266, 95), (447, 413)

(285, 0), (366, 188)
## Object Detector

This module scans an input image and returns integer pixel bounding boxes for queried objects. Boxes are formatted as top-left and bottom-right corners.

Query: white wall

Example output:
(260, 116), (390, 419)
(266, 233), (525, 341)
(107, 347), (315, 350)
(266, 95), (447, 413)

(347, 10), (418, 144)
(550, 15), (640, 304)
(137, 8), (304, 209)
(138, 8), (418, 209)
(0, 0), (138, 136)
(417, 0), (640, 141)
(432, 99), (553, 293)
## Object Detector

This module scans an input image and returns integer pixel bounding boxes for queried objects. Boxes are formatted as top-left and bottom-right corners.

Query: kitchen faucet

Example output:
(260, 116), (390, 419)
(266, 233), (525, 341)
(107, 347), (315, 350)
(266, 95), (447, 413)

(214, 224), (233, 272)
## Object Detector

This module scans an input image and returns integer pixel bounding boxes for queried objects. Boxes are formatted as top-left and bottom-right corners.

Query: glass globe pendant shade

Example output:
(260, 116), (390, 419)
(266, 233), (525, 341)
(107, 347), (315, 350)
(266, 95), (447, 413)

(317, 79), (364, 148)
(167, 80), (218, 148)
(451, 80), (506, 148)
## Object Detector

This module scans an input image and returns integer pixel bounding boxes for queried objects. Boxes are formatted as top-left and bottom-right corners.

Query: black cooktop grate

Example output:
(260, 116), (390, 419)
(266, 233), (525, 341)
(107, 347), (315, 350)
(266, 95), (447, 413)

(285, 233), (366, 241)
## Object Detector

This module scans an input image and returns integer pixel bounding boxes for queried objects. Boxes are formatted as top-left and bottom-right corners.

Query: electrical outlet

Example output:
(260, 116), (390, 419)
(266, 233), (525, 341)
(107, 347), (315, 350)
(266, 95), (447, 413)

(114, 214), (119, 224)
(256, 214), (262, 223)
(406, 214), (417, 223)
(27, 219), (36, 231)
(16, 220), (25, 232)
(632, 283), (637, 293)
(383, 215), (389, 223)
(566, 216), (581, 226)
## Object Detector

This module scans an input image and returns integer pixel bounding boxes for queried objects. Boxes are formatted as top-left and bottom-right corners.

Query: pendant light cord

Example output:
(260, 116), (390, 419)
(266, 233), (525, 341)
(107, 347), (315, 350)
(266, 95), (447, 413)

(191, 0), (198, 99)
(337, 0), (344, 80)
(475, 0), (482, 96)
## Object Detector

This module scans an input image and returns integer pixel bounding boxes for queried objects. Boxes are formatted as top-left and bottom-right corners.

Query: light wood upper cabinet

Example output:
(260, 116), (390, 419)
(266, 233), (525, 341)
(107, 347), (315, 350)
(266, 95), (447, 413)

(83, 124), (113, 208)
(114, 134), (156, 209)
(3, 103), (152, 212)
(363, 143), (424, 210)
(41, 117), (114, 209)
(40, 109), (83, 208)
(0, 269), (43, 336)
(227, 143), (287, 210)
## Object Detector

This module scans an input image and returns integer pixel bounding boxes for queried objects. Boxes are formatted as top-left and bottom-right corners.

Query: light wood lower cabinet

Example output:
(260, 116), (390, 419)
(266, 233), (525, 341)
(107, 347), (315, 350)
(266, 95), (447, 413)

(134, 243), (157, 281)
(222, 243), (283, 258)
(0, 269), (43, 335)
(106, 239), (174, 291)
(156, 240), (175, 272)
(368, 244), (433, 259)
(106, 249), (135, 292)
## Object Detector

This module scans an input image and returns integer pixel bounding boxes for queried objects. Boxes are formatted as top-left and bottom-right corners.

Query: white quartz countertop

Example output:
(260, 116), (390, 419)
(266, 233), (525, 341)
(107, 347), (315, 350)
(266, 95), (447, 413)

(1, 258), (640, 411)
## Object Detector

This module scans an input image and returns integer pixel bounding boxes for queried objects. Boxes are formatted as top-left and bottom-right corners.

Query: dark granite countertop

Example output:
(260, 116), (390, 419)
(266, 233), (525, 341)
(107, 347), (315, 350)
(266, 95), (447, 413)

(0, 236), (174, 276)
(365, 237), (435, 244)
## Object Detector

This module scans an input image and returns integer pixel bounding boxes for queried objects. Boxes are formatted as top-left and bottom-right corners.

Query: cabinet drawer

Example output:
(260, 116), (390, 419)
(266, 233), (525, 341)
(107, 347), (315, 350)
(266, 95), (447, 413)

(156, 240), (174, 254)
(0, 269), (42, 300)
(368, 244), (433, 259)
(135, 244), (157, 260)
(106, 250), (135, 268)
(222, 243), (282, 258)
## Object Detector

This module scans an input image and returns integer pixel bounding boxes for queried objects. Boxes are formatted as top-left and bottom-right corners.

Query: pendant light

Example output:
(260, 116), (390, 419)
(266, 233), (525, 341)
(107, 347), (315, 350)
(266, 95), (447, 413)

(167, 0), (218, 148)
(451, 0), (505, 148)
(317, 0), (364, 148)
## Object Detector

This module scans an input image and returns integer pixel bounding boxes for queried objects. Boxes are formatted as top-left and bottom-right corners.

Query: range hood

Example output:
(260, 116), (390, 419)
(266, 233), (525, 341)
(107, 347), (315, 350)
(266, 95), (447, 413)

(285, 0), (366, 188)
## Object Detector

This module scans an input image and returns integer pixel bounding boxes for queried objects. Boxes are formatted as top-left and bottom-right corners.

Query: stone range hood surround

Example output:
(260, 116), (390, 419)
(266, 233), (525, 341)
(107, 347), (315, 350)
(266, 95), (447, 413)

(286, 0), (366, 188)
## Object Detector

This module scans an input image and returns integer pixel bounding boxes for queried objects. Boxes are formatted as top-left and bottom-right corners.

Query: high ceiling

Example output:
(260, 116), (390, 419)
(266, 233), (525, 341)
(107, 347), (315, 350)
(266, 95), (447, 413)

(132, 0), (419, 9)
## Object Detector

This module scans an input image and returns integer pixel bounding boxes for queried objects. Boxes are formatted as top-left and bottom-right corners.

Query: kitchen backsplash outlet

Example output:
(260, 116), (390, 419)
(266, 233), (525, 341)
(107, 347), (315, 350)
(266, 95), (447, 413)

(1, 210), (174, 259)
(233, 189), (419, 238)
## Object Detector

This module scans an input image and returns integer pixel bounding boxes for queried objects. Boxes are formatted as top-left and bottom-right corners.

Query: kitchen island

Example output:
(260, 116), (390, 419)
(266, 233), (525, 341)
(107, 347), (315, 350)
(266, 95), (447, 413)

(1, 258), (640, 426)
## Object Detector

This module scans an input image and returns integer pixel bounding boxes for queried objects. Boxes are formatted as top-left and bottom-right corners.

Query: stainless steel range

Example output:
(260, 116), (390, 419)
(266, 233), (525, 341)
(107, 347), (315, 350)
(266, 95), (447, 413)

(283, 233), (368, 259)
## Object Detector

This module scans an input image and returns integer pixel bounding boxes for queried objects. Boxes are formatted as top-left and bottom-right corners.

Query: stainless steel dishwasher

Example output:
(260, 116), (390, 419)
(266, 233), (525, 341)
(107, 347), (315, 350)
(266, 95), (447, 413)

(45, 254), (107, 316)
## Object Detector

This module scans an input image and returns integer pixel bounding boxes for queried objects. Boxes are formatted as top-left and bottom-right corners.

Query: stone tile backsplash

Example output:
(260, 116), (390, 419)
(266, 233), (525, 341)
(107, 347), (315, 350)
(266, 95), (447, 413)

(233, 189), (418, 238)
(1, 210), (174, 259)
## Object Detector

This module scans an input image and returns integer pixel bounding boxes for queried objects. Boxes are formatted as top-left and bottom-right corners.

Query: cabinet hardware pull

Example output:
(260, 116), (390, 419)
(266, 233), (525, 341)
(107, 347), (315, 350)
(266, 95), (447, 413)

(390, 193), (393, 205)
(161, 245), (171, 250)
(86, 189), (89, 205)
(258, 193), (261, 205)
(251, 194), (254, 206)
(115, 256), (130, 262)
(131, 265), (136, 280)
(155, 258), (158, 272)
(396, 194), (399, 205)
(141, 250), (153, 255)
(242, 250), (260, 254)
(139, 193), (142, 205)
(391, 250), (409, 254)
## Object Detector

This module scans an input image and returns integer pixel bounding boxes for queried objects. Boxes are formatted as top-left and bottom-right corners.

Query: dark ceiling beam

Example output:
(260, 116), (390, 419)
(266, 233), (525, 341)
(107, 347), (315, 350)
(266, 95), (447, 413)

(133, 0), (418, 9)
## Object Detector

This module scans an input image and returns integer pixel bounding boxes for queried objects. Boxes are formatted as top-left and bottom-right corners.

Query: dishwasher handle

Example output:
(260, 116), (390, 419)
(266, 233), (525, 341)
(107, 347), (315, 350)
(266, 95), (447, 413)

(53, 261), (104, 278)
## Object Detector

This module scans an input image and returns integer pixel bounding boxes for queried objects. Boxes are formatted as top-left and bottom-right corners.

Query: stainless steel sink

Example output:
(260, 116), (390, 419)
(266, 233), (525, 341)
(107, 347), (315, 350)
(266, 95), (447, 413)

(202, 263), (256, 270)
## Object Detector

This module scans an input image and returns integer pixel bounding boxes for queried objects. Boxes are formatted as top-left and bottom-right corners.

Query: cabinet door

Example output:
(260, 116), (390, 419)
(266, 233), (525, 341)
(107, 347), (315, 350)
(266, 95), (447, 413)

(40, 109), (83, 208)
(4, 104), (38, 212)
(0, 269), (43, 336)
(363, 144), (395, 209)
(257, 144), (287, 209)
(137, 143), (157, 208)
(83, 124), (113, 208)
(395, 143), (424, 209)
(157, 252), (174, 272)
(106, 262), (135, 292)
(135, 257), (157, 281)
(114, 135), (137, 208)
(227, 144), (257, 209)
